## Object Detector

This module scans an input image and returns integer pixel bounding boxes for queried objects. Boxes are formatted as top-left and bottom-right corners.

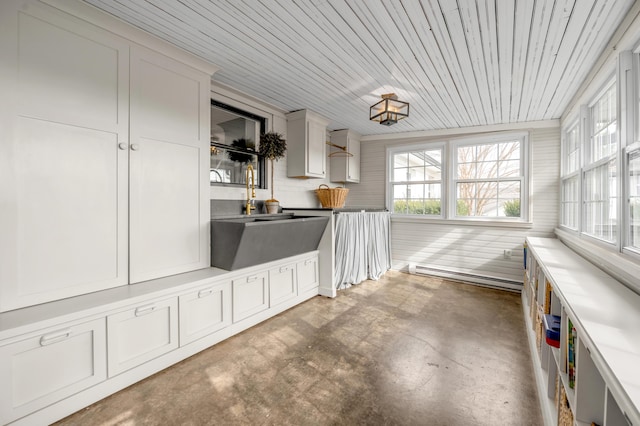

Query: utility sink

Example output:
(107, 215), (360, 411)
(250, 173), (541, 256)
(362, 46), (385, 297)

(210, 214), (329, 270)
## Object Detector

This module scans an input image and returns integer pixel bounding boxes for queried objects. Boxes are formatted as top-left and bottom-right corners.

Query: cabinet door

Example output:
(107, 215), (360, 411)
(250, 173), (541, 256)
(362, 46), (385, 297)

(269, 263), (297, 307)
(232, 272), (269, 322)
(307, 119), (326, 178)
(0, 318), (107, 424)
(0, 1), (129, 312)
(330, 130), (360, 183)
(107, 297), (179, 377)
(179, 281), (232, 346)
(129, 45), (211, 283)
(346, 136), (361, 182)
(297, 256), (320, 293)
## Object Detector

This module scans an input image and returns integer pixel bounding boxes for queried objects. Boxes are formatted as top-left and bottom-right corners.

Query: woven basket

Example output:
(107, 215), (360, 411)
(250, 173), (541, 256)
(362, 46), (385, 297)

(558, 384), (574, 426)
(315, 184), (349, 208)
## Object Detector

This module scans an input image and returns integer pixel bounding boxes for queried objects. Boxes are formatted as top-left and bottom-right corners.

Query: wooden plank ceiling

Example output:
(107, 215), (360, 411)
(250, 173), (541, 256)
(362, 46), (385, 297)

(84, 0), (634, 136)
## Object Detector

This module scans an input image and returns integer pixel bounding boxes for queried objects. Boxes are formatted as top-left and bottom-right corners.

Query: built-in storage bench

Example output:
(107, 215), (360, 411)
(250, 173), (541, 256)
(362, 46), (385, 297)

(523, 237), (640, 426)
(0, 251), (319, 425)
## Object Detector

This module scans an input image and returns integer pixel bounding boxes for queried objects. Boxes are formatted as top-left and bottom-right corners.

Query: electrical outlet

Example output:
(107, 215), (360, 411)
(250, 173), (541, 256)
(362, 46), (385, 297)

(503, 249), (512, 259)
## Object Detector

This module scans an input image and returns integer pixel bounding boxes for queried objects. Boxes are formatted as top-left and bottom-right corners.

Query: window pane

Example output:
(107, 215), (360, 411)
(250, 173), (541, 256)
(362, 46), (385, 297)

(590, 84), (617, 163)
(583, 160), (617, 242)
(629, 150), (640, 250)
(454, 139), (524, 219)
(561, 176), (579, 229)
(393, 150), (441, 182)
(564, 123), (580, 175)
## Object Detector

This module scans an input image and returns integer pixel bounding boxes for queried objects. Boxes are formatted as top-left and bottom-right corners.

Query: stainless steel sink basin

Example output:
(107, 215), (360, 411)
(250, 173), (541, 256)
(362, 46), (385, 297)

(210, 214), (329, 270)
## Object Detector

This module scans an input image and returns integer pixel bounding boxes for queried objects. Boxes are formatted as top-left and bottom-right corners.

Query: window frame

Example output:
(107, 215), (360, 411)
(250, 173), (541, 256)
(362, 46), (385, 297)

(560, 120), (581, 231)
(386, 131), (530, 225)
(582, 80), (618, 245)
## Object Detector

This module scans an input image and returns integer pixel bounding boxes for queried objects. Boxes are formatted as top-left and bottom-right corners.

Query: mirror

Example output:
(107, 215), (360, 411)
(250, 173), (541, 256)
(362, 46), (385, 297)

(210, 101), (266, 187)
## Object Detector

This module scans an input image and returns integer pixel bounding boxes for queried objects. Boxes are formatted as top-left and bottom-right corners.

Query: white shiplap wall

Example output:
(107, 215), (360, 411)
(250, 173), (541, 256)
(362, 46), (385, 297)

(346, 126), (560, 283)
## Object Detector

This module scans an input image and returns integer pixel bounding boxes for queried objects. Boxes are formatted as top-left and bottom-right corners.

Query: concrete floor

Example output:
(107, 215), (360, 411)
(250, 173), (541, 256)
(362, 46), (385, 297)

(56, 271), (542, 425)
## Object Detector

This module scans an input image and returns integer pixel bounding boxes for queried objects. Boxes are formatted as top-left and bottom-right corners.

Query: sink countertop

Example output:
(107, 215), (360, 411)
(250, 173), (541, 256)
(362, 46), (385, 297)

(211, 213), (292, 220)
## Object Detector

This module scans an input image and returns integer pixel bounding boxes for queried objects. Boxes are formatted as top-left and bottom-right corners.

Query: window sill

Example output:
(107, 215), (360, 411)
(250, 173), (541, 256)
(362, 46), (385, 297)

(391, 215), (533, 229)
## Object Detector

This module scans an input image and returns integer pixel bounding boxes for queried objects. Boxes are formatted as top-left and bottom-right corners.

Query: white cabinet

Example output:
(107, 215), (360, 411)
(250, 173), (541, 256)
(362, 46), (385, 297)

(0, 0), (214, 311)
(179, 281), (232, 346)
(107, 298), (179, 377)
(330, 129), (361, 183)
(297, 256), (320, 293)
(286, 109), (329, 178)
(0, 0), (130, 312)
(232, 272), (269, 322)
(269, 263), (297, 307)
(0, 318), (106, 424)
(128, 46), (211, 283)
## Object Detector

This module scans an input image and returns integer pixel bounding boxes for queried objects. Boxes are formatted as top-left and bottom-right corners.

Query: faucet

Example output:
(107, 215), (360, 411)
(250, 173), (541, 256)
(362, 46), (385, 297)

(245, 164), (256, 215)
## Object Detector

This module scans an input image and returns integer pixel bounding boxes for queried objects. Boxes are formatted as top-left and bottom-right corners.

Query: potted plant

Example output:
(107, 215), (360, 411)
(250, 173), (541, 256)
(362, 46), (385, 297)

(259, 131), (287, 214)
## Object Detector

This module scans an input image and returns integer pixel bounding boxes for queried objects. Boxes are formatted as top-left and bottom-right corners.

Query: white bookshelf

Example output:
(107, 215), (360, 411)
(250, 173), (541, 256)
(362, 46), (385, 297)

(523, 237), (640, 426)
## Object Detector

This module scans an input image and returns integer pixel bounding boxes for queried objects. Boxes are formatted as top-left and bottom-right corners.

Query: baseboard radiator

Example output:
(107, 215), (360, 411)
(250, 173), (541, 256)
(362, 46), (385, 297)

(412, 265), (523, 292)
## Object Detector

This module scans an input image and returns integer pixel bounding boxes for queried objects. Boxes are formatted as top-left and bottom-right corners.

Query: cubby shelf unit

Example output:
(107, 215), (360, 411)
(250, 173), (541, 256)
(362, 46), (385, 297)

(522, 237), (640, 426)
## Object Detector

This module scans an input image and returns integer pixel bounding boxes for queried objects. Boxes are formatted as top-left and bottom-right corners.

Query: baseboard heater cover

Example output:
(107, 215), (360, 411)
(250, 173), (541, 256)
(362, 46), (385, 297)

(413, 265), (523, 292)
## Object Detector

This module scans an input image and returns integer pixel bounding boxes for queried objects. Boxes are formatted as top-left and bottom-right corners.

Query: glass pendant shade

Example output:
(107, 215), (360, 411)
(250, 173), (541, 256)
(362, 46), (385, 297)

(370, 93), (409, 126)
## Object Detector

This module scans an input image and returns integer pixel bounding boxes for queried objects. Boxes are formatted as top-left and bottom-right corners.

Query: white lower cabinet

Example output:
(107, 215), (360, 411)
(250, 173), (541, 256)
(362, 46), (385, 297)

(179, 281), (231, 346)
(297, 256), (320, 293)
(107, 297), (178, 377)
(232, 271), (269, 322)
(0, 252), (319, 424)
(269, 263), (297, 307)
(0, 318), (106, 424)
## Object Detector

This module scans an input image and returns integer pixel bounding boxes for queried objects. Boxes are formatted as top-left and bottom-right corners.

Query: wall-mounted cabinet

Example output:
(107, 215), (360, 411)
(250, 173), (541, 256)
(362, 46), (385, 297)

(330, 129), (361, 183)
(523, 237), (640, 426)
(286, 109), (329, 178)
(0, 0), (215, 312)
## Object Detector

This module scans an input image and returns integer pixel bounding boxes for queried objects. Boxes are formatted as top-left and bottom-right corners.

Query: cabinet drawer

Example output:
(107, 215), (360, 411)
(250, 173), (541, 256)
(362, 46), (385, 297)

(179, 281), (231, 346)
(269, 263), (297, 307)
(232, 272), (268, 322)
(0, 318), (106, 424)
(107, 297), (178, 377)
(297, 256), (319, 293)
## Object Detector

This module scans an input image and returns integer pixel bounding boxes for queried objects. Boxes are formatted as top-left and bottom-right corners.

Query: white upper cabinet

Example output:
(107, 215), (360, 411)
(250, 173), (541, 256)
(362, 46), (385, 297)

(0, 0), (216, 312)
(286, 109), (329, 178)
(0, 1), (130, 312)
(329, 129), (361, 183)
(129, 46), (211, 283)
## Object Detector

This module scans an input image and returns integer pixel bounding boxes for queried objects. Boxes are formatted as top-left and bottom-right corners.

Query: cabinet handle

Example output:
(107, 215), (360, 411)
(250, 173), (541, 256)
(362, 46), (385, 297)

(279, 266), (289, 273)
(130, 144), (139, 151)
(246, 275), (258, 282)
(198, 288), (213, 298)
(40, 329), (71, 346)
(135, 304), (156, 316)
(118, 143), (128, 150)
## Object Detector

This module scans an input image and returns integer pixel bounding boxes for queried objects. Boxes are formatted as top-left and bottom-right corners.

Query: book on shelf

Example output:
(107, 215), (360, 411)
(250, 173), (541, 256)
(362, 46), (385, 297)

(568, 318), (576, 389)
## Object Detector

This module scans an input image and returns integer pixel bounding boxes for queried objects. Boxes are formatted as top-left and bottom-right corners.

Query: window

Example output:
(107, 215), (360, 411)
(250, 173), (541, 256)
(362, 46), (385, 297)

(210, 100), (266, 187)
(560, 122), (580, 229)
(454, 139), (523, 218)
(583, 83), (617, 243)
(387, 133), (528, 222)
(390, 147), (443, 215)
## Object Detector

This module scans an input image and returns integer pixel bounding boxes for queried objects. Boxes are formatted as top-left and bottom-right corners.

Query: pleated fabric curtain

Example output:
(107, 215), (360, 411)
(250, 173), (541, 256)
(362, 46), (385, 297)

(334, 211), (391, 290)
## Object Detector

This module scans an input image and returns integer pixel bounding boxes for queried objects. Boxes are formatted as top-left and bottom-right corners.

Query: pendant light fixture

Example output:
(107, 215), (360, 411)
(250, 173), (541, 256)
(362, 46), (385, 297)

(369, 93), (409, 126)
